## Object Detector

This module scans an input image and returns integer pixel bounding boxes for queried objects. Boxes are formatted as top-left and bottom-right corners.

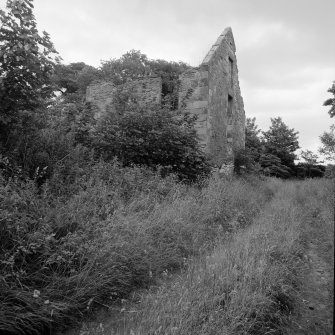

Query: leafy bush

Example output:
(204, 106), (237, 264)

(93, 104), (211, 182)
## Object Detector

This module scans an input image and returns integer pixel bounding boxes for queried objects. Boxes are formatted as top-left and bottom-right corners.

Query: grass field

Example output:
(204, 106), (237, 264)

(0, 165), (271, 334)
(69, 178), (334, 335)
(1, 167), (333, 335)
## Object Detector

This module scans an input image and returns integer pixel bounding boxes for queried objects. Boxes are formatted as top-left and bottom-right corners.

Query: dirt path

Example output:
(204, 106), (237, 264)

(288, 243), (333, 334)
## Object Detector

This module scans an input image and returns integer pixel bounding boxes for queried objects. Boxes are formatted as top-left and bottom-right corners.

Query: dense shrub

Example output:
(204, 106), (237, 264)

(93, 105), (211, 182)
(295, 163), (325, 178)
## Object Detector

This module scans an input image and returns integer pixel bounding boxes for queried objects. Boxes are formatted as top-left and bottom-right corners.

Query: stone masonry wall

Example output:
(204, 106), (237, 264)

(178, 27), (245, 168)
(178, 68), (209, 149)
(86, 81), (115, 118)
(131, 76), (162, 106)
(86, 77), (162, 118)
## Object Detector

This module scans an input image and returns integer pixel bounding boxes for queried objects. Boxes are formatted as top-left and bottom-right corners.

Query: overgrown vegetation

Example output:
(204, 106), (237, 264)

(77, 178), (333, 335)
(0, 162), (274, 334)
(0, 0), (203, 183)
(0, 1), (333, 334)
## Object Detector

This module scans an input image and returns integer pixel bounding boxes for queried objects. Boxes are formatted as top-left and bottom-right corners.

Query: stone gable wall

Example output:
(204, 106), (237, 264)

(178, 27), (245, 167)
(178, 68), (209, 149)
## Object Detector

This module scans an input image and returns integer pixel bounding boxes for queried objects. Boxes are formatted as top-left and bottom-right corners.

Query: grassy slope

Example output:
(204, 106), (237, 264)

(72, 178), (333, 335)
(0, 167), (272, 335)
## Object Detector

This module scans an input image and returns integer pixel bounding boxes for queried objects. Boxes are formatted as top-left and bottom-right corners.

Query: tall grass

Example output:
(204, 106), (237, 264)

(89, 178), (332, 335)
(0, 163), (272, 334)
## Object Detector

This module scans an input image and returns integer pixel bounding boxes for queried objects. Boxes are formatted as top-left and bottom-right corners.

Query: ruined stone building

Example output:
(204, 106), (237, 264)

(86, 76), (162, 118)
(86, 27), (245, 171)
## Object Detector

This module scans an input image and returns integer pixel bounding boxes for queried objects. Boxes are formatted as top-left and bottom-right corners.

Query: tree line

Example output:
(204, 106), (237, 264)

(238, 112), (334, 179)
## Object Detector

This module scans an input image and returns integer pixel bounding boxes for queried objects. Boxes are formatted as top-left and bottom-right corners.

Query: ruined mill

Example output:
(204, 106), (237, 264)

(86, 27), (245, 172)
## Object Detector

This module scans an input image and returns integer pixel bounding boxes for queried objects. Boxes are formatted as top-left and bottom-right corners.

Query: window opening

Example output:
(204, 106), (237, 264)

(228, 57), (233, 87)
(227, 95), (233, 126)
(228, 95), (233, 117)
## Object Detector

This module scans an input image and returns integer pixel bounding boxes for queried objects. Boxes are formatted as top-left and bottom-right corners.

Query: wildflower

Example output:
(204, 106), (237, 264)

(33, 290), (40, 298)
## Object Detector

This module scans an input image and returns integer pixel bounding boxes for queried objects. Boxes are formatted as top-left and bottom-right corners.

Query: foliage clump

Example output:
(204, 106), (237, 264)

(323, 81), (335, 118)
(0, 0), (59, 148)
(235, 117), (301, 178)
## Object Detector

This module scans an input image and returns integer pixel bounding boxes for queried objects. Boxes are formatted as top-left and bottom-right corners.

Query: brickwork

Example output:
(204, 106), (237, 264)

(178, 27), (245, 168)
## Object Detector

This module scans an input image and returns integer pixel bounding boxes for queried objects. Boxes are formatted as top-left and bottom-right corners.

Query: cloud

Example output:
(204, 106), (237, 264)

(243, 66), (335, 153)
(239, 22), (297, 49)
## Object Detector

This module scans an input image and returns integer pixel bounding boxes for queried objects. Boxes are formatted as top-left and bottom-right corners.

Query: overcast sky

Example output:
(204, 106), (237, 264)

(1, 0), (335, 158)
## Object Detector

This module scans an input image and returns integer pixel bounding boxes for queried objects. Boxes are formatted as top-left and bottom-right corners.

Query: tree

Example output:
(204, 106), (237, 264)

(317, 83), (335, 177)
(100, 50), (151, 85)
(0, 0), (59, 147)
(300, 150), (319, 165)
(235, 117), (263, 174)
(323, 81), (335, 118)
(245, 117), (263, 156)
(297, 150), (324, 178)
(319, 124), (335, 162)
(262, 117), (299, 174)
(259, 153), (292, 178)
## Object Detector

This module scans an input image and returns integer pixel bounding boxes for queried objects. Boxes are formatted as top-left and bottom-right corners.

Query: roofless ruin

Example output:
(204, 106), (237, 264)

(86, 27), (245, 172)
